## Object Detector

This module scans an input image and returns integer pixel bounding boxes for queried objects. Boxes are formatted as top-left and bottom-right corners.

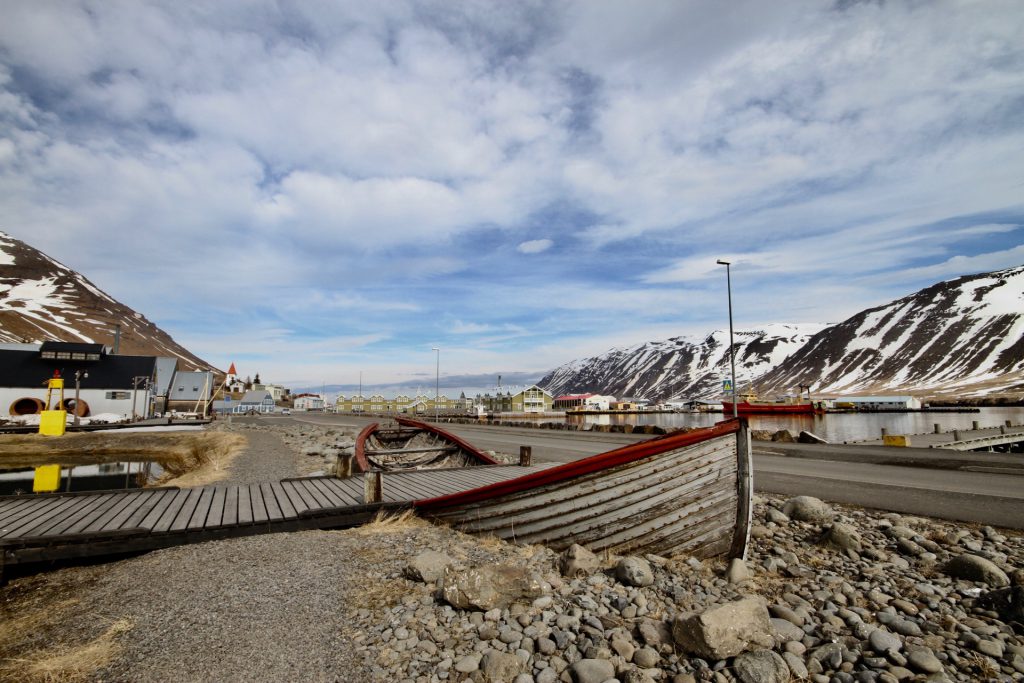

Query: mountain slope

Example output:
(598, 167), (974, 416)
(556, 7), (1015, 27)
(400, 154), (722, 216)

(0, 231), (216, 371)
(756, 266), (1024, 397)
(539, 324), (825, 401)
(540, 267), (1024, 402)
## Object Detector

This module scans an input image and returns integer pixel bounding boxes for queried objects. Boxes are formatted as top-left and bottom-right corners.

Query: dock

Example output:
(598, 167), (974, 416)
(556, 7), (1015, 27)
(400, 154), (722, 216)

(853, 423), (1024, 451)
(0, 463), (557, 575)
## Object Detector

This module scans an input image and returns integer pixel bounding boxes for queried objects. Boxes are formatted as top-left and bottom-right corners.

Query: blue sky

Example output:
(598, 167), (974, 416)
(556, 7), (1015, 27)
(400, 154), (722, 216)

(1, 1), (1022, 391)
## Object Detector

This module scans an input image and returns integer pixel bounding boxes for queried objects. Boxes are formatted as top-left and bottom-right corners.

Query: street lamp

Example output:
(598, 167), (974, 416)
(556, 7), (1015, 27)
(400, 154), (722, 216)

(716, 259), (738, 418)
(432, 347), (440, 421)
(73, 370), (88, 427)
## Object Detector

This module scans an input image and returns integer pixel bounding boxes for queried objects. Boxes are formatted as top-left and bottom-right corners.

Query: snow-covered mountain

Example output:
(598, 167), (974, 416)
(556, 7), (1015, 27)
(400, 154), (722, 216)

(756, 266), (1024, 398)
(539, 324), (826, 402)
(540, 267), (1024, 401)
(0, 231), (216, 371)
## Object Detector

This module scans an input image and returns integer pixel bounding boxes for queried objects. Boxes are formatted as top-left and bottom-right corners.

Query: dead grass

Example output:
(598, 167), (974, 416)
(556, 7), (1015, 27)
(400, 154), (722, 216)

(0, 618), (132, 682)
(352, 508), (429, 535)
(0, 431), (248, 488)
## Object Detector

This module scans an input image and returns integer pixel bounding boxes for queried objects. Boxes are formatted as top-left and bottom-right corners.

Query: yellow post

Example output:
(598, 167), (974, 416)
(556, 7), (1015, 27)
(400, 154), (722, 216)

(39, 373), (67, 436)
(882, 434), (911, 447)
(33, 464), (62, 492)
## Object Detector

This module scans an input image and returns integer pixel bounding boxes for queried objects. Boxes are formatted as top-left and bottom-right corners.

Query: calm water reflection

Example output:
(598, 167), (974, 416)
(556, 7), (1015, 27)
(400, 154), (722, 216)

(564, 407), (1024, 443)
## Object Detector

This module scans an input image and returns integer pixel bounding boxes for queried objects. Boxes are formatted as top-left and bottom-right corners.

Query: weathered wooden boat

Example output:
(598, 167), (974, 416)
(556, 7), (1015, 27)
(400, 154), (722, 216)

(354, 417), (500, 472)
(414, 419), (753, 560)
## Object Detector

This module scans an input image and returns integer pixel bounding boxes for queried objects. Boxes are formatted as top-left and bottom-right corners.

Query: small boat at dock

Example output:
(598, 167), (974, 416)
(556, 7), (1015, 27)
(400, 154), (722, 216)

(354, 417), (499, 472)
(414, 419), (752, 559)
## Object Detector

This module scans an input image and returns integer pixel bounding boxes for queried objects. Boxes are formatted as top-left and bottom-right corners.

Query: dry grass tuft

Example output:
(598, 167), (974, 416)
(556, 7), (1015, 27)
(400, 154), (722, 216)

(354, 508), (428, 535)
(0, 618), (132, 682)
(0, 430), (248, 488)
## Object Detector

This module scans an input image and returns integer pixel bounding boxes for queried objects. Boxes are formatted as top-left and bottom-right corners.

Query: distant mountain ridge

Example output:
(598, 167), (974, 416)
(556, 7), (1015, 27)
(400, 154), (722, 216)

(539, 267), (1024, 401)
(0, 231), (216, 371)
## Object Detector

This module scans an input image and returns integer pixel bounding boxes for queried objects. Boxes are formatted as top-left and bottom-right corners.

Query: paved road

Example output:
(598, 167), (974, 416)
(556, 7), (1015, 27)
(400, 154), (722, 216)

(285, 414), (1023, 529)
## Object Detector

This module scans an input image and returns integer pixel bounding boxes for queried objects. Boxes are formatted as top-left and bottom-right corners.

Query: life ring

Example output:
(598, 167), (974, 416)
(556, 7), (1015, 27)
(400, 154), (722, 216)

(9, 397), (45, 415)
(62, 398), (91, 417)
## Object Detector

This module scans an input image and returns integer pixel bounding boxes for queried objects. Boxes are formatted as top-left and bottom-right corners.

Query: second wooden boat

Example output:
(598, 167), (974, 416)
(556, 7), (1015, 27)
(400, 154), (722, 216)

(414, 419), (753, 560)
(354, 417), (499, 472)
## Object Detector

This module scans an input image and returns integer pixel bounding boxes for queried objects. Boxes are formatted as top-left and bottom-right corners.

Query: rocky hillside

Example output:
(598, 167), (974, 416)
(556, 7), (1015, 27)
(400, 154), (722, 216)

(757, 266), (1024, 398)
(0, 231), (216, 371)
(540, 267), (1024, 401)
(539, 324), (825, 402)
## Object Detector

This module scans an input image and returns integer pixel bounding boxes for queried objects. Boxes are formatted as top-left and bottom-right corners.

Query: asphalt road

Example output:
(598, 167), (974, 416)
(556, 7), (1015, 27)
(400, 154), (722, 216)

(284, 414), (1024, 529)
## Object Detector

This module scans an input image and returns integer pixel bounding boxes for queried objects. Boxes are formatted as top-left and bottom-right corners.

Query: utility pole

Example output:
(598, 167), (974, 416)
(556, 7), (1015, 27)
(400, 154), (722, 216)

(73, 369), (88, 427)
(716, 260), (738, 418)
(432, 347), (440, 420)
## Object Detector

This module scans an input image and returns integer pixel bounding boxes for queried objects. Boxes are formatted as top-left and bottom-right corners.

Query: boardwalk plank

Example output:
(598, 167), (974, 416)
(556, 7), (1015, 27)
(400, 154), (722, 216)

(36, 493), (118, 537)
(61, 493), (135, 536)
(280, 481), (311, 514)
(0, 496), (39, 522)
(186, 488), (216, 531)
(269, 483), (297, 519)
(127, 490), (176, 530)
(237, 486), (254, 525)
(259, 483), (282, 521)
(306, 478), (346, 508)
(295, 479), (331, 510)
(251, 485), (269, 523)
(83, 491), (142, 534)
(169, 488), (205, 532)
(149, 489), (191, 533)
(222, 486), (239, 526)
(0, 497), (58, 530)
(1, 496), (81, 538)
(319, 479), (362, 506)
(96, 490), (156, 532)
(205, 487), (227, 528)
(377, 477), (434, 502)
(328, 479), (364, 505)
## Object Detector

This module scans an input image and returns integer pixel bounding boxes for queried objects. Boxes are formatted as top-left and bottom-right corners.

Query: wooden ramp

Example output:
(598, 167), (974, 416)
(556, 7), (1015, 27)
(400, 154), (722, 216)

(0, 464), (558, 573)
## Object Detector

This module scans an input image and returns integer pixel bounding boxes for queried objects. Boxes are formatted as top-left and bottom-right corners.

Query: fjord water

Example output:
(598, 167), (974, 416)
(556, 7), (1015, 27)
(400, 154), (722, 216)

(565, 407), (1024, 443)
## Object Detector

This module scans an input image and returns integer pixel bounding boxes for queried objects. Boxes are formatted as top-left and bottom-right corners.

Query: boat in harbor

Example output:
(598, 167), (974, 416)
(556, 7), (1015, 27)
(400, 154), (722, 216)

(354, 417), (499, 472)
(414, 419), (752, 559)
(722, 388), (822, 415)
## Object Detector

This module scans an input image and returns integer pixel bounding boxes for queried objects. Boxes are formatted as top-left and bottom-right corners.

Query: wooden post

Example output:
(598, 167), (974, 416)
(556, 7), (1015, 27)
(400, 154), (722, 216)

(1000, 425), (1006, 435)
(953, 430), (961, 441)
(363, 471), (382, 504)
(972, 420), (979, 430)
(934, 423), (941, 434)
(519, 446), (532, 467)
(880, 427), (887, 437)
(1006, 420), (1012, 428)
(336, 452), (353, 478)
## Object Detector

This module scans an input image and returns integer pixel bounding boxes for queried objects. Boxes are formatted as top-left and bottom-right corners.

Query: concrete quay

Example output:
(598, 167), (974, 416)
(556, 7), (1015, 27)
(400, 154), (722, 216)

(853, 421), (1024, 451)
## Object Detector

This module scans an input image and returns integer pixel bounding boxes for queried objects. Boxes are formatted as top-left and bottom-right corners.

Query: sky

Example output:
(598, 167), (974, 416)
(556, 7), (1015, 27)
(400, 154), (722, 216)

(1, 0), (1022, 393)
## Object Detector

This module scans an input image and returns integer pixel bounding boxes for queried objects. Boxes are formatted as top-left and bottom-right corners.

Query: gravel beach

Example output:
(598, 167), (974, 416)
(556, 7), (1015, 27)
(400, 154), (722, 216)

(0, 421), (1021, 682)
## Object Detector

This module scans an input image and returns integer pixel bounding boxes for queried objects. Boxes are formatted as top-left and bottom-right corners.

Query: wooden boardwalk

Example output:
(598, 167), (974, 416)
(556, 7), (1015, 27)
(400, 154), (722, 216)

(0, 463), (557, 572)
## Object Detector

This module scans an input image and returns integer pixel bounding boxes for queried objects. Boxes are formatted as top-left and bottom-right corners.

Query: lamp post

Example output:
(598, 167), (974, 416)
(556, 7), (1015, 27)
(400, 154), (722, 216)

(716, 259), (738, 418)
(432, 347), (440, 421)
(73, 369), (88, 427)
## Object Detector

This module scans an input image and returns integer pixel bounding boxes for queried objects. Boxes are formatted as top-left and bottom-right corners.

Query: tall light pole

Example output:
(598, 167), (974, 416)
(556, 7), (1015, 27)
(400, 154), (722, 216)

(73, 369), (88, 427)
(432, 347), (440, 421)
(716, 259), (738, 418)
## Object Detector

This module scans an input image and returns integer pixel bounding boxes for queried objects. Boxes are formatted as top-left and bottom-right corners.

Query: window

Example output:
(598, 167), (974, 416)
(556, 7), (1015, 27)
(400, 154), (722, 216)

(87, 353), (100, 360)
(193, 386), (199, 391)
(41, 351), (56, 359)
(56, 352), (71, 359)
(106, 391), (130, 400)
(71, 353), (86, 360)
(178, 387), (184, 392)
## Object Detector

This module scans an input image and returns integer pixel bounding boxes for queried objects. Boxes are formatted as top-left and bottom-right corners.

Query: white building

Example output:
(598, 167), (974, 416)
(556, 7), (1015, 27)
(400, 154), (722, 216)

(841, 396), (922, 410)
(293, 393), (324, 411)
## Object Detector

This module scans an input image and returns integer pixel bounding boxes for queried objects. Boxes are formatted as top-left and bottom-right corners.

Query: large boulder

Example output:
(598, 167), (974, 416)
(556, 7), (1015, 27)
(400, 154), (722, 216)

(560, 543), (602, 578)
(822, 522), (863, 553)
(441, 564), (546, 610)
(570, 658), (615, 683)
(782, 496), (834, 523)
(672, 597), (774, 660)
(616, 556), (655, 587)
(404, 550), (455, 584)
(945, 554), (1011, 587)
(770, 430), (795, 443)
(733, 650), (790, 683)
(798, 430), (827, 444)
(480, 649), (526, 682)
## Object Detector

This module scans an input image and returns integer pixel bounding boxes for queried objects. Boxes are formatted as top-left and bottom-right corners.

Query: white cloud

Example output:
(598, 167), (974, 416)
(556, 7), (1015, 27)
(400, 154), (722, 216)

(517, 238), (553, 254)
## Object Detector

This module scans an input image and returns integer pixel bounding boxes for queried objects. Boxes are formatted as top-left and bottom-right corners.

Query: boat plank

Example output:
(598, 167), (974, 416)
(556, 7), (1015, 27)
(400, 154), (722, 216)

(186, 487), (217, 530)
(237, 486), (254, 525)
(250, 485), (269, 523)
(259, 483), (282, 521)
(222, 486), (239, 526)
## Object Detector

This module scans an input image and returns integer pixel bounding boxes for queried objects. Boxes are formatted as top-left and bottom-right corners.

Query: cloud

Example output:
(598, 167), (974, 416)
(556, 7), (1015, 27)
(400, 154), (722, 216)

(517, 238), (553, 254)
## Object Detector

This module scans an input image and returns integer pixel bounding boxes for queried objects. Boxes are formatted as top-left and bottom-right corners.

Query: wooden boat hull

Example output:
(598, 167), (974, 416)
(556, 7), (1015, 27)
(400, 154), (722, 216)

(723, 400), (817, 415)
(414, 419), (753, 560)
(355, 418), (499, 472)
